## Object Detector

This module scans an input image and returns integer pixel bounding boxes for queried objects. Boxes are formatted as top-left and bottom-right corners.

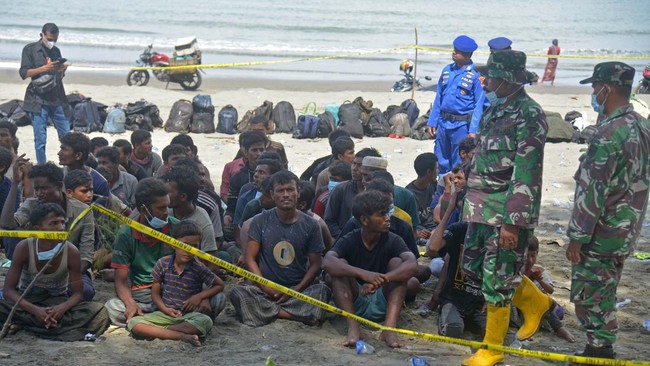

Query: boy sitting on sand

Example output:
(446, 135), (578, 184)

(127, 220), (224, 346)
(323, 190), (418, 348)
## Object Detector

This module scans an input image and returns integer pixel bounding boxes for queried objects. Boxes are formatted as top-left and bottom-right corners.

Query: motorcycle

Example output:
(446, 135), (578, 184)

(126, 42), (202, 91)
(635, 65), (650, 94)
(391, 59), (431, 92)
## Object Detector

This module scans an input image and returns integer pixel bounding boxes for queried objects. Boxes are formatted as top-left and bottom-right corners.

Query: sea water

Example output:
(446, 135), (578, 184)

(0, 0), (648, 85)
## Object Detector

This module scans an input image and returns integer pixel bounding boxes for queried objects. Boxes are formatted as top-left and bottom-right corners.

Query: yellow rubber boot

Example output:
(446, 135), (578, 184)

(512, 275), (552, 340)
(461, 305), (510, 366)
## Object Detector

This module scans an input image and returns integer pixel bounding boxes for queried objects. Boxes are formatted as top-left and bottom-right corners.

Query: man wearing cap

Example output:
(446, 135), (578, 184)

(461, 50), (550, 366)
(565, 62), (650, 361)
(427, 35), (485, 178)
(488, 37), (512, 52)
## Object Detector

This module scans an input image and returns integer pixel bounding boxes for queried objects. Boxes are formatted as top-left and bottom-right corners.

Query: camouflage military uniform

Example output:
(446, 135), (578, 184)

(462, 52), (547, 307)
(568, 63), (650, 348)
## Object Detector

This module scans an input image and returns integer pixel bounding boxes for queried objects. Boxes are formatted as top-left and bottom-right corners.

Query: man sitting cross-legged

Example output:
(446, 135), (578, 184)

(229, 170), (331, 327)
(0, 203), (109, 341)
(323, 190), (418, 348)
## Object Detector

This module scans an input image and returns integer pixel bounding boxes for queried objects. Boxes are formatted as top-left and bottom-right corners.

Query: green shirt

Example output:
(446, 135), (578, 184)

(110, 217), (178, 288)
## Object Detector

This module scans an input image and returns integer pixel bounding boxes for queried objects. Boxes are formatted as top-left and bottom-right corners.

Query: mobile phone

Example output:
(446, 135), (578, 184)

(57, 58), (68, 64)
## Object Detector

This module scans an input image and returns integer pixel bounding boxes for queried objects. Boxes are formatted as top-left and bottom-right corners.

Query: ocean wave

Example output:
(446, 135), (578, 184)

(0, 22), (156, 35)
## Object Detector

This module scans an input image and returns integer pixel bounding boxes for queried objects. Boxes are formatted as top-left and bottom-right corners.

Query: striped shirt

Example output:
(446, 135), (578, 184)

(151, 255), (216, 312)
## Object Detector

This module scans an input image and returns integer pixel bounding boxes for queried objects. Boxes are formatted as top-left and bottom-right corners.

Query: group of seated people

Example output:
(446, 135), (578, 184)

(0, 116), (572, 348)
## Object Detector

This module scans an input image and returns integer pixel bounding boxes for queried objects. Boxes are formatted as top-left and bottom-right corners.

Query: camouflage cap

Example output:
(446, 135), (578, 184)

(579, 62), (635, 86)
(487, 50), (536, 84)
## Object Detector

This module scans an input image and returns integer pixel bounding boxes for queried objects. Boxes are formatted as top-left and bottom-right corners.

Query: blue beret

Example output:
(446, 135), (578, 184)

(488, 37), (512, 50)
(453, 35), (478, 53)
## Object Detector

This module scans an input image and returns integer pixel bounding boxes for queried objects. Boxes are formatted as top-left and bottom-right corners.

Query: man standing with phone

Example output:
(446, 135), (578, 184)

(19, 23), (70, 165)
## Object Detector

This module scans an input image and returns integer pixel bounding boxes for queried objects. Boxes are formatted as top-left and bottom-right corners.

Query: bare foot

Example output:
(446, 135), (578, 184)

(342, 326), (361, 347)
(181, 334), (202, 347)
(380, 330), (404, 348)
(556, 327), (576, 343)
(9, 323), (22, 334)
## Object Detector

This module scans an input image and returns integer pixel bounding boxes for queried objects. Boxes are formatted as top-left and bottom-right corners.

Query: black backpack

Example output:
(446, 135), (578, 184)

(273, 101), (296, 134)
(164, 99), (193, 133)
(190, 112), (215, 133)
(317, 111), (335, 138)
(400, 99), (420, 127)
(217, 105), (238, 134)
(192, 94), (214, 113)
(72, 98), (105, 133)
(365, 108), (390, 137)
(125, 99), (163, 131)
(237, 100), (273, 133)
(0, 99), (31, 127)
(337, 101), (364, 139)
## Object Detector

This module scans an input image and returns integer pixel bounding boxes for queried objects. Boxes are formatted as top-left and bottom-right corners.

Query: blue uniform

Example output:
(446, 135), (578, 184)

(428, 62), (485, 175)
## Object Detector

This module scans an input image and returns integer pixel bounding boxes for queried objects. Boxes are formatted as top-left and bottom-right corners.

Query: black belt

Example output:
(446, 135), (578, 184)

(442, 112), (471, 122)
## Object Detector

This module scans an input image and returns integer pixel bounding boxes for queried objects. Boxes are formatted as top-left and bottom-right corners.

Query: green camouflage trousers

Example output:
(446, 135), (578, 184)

(462, 222), (532, 306)
(571, 253), (626, 348)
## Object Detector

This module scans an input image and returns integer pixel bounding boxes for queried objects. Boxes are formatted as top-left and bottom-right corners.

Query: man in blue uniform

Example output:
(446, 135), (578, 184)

(427, 35), (485, 176)
(488, 37), (512, 52)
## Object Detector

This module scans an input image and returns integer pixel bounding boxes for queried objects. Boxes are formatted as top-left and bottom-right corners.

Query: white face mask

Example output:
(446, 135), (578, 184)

(37, 241), (64, 261)
(41, 36), (55, 49)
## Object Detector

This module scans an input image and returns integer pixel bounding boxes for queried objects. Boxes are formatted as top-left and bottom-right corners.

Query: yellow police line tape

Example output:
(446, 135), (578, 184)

(0, 204), (94, 241)
(1, 203), (649, 365)
(125, 44), (650, 72)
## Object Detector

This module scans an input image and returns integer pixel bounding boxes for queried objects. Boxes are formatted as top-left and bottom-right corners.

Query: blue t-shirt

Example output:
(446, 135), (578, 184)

(0, 177), (20, 212)
(248, 208), (324, 287)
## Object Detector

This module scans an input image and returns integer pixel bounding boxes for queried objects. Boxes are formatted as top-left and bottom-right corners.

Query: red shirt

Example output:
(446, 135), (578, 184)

(220, 157), (245, 199)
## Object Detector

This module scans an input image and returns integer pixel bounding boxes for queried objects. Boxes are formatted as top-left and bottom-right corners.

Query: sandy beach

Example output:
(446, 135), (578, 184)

(1, 71), (649, 366)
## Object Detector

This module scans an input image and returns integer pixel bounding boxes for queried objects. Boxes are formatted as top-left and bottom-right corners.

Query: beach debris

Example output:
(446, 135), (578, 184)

(633, 251), (650, 260)
(0, 352), (9, 359)
(553, 198), (562, 207)
(260, 344), (277, 352)
(356, 340), (375, 354)
(509, 333), (531, 349)
(409, 356), (430, 366)
(536, 229), (547, 234)
(642, 320), (650, 334)
(616, 299), (631, 308)
(565, 200), (572, 210)
(552, 182), (562, 188)
(416, 148), (423, 153)
(394, 148), (403, 153)
(382, 153), (391, 159)
(548, 238), (565, 247)
(555, 225), (564, 234)
(643, 221), (650, 227)
(265, 356), (276, 366)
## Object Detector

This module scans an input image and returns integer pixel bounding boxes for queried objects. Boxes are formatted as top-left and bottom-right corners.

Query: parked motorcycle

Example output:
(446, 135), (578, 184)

(126, 38), (202, 91)
(635, 65), (650, 94)
(391, 59), (431, 92)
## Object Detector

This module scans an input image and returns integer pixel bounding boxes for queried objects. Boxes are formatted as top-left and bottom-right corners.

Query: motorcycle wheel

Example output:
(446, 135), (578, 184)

(180, 72), (201, 91)
(636, 83), (650, 94)
(126, 70), (150, 86)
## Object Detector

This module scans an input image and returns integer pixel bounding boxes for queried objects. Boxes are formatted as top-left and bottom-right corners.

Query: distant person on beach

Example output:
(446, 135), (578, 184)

(427, 35), (485, 178)
(229, 171), (331, 327)
(19, 23), (70, 165)
(566, 62), (650, 362)
(541, 39), (560, 86)
(0, 203), (109, 341)
(323, 190), (418, 348)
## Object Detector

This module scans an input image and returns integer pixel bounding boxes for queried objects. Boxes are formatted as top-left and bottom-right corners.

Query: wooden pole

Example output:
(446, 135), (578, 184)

(411, 28), (419, 100)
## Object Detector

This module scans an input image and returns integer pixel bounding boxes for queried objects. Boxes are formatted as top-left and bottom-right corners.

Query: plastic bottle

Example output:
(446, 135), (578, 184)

(355, 340), (375, 354)
(409, 356), (430, 366)
(616, 298), (631, 308)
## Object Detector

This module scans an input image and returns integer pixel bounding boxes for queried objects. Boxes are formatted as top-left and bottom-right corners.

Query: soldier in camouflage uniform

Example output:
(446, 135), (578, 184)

(566, 62), (650, 361)
(460, 50), (552, 366)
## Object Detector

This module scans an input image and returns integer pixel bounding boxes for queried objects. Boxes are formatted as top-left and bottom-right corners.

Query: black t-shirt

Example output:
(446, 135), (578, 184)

(439, 222), (484, 312)
(338, 215), (419, 258)
(405, 181), (437, 230)
(331, 229), (410, 283)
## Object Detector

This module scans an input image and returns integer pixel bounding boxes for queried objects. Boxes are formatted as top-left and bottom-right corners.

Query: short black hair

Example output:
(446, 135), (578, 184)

(95, 165), (113, 182)
(0, 147), (13, 171)
(42, 23), (59, 35)
(113, 139), (133, 155)
(173, 220), (202, 240)
(29, 202), (65, 227)
(369, 170), (394, 185)
(162, 166), (200, 202)
(250, 114), (270, 127)
(135, 177), (169, 208)
(365, 178), (393, 195)
(355, 147), (381, 159)
(29, 162), (64, 185)
(130, 130), (151, 146)
(258, 151), (282, 163)
(162, 144), (187, 163)
(269, 170), (299, 192)
(256, 158), (283, 175)
(329, 161), (352, 180)
(451, 164), (463, 174)
(64, 169), (92, 191)
(260, 176), (273, 194)
(328, 129), (351, 146)
(90, 137), (109, 152)
(414, 152), (437, 177)
(240, 130), (268, 150)
(96, 146), (121, 164)
(297, 180), (315, 209)
(170, 134), (197, 156)
(352, 190), (391, 221)
(459, 136), (477, 155)
(171, 157), (200, 174)
(331, 137), (354, 158)
(60, 132), (90, 162)
(0, 121), (17, 138)
(528, 235), (539, 252)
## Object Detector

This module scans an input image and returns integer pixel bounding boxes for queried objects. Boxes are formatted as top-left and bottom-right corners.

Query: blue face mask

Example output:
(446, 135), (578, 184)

(591, 87), (608, 114)
(143, 205), (168, 229)
(254, 191), (262, 200)
(388, 204), (395, 217)
(328, 180), (343, 192)
(485, 81), (506, 106)
(37, 241), (64, 261)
